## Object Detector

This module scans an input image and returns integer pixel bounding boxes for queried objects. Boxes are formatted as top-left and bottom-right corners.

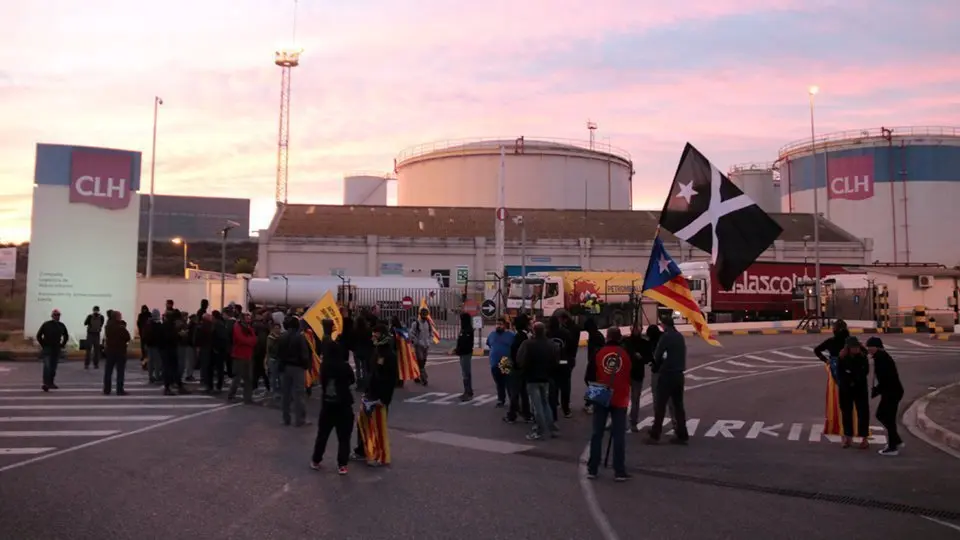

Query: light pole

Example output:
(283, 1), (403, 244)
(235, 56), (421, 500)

(145, 96), (163, 278)
(808, 85), (823, 324)
(802, 234), (811, 277)
(171, 237), (188, 278)
(220, 221), (240, 310)
(512, 215), (526, 314)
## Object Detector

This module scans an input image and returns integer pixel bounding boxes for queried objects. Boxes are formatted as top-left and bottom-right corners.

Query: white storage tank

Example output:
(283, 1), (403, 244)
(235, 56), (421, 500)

(343, 173), (390, 205)
(394, 137), (634, 210)
(728, 162), (780, 215)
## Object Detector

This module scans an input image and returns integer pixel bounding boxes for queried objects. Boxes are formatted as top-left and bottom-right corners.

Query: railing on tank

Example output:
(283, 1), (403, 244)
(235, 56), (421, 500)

(343, 170), (396, 180)
(395, 137), (633, 165)
(729, 161), (777, 174)
(778, 126), (960, 159)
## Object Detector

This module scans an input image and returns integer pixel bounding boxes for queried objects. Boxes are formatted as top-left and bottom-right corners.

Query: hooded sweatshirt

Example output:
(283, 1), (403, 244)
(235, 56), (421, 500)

(814, 328), (851, 362)
(455, 313), (474, 356)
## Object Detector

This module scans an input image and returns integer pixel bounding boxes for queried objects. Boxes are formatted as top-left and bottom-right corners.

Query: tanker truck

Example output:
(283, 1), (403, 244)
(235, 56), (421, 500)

(505, 271), (644, 328)
(246, 275), (444, 312)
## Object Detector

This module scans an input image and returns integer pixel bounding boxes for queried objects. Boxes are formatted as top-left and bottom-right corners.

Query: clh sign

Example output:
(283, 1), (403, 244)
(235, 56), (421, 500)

(69, 150), (133, 210)
(828, 155), (874, 201)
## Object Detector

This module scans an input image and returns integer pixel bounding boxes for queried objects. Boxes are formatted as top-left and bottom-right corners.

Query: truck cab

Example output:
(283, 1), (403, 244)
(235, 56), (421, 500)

(677, 261), (711, 319)
(505, 273), (563, 317)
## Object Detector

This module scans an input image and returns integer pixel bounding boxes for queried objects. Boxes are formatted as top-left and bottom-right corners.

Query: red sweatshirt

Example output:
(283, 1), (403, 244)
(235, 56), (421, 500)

(231, 323), (258, 360)
(593, 344), (632, 409)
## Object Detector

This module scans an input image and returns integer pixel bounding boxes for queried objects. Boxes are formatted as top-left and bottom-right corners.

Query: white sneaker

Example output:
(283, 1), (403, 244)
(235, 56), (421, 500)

(878, 447), (899, 456)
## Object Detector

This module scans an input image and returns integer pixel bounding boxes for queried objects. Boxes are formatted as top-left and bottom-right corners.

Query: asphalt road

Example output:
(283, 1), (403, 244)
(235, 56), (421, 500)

(1, 335), (959, 539)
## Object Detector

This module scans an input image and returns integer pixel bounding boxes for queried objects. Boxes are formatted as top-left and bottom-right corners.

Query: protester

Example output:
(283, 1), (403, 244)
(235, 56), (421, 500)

(813, 319), (851, 367)
(354, 323), (398, 463)
(103, 310), (131, 395)
(627, 325), (659, 432)
(177, 312), (197, 382)
(275, 316), (311, 425)
(208, 310), (229, 393)
(546, 315), (572, 421)
(557, 310), (581, 419)
(311, 318), (357, 475)
(37, 309), (69, 392)
(410, 308), (432, 385)
(265, 320), (283, 408)
(227, 311), (258, 404)
(582, 318), (605, 414)
(486, 317), (515, 407)
(195, 312), (214, 388)
(352, 315), (374, 393)
(454, 312), (475, 401)
(837, 337), (871, 449)
(517, 322), (560, 440)
(648, 316), (689, 444)
(866, 337), (904, 456)
(504, 314), (532, 423)
(161, 310), (189, 396)
(586, 327), (632, 481)
(83, 306), (105, 369)
(136, 305), (151, 367)
(144, 309), (165, 384)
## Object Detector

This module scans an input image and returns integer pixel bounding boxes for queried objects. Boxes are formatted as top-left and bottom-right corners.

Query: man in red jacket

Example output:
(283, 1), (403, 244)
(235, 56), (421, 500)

(228, 312), (258, 404)
(586, 327), (632, 482)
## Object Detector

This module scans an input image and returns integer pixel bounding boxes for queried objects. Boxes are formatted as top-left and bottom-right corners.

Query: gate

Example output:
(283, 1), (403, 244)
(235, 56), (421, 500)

(825, 286), (875, 322)
(346, 287), (463, 340)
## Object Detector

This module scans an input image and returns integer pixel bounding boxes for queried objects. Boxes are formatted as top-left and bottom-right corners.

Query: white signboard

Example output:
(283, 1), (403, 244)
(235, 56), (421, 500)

(0, 247), (16, 280)
(472, 316), (483, 330)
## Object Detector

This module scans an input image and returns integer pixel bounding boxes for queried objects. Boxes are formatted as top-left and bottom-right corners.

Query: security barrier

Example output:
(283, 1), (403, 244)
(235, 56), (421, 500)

(872, 286), (890, 330)
(914, 305), (928, 333)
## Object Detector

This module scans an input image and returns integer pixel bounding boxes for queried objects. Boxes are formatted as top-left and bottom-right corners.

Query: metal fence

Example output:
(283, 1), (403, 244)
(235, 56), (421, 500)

(824, 287), (875, 321)
(345, 287), (464, 340)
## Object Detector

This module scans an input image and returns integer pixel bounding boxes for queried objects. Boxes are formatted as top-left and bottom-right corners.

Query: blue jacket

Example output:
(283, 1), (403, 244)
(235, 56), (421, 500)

(486, 330), (516, 368)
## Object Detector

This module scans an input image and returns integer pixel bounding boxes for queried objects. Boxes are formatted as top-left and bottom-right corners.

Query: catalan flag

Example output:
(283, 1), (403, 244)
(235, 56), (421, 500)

(394, 327), (421, 381)
(357, 401), (391, 465)
(642, 235), (720, 346)
(823, 363), (868, 437)
(303, 327), (322, 388)
(419, 297), (441, 344)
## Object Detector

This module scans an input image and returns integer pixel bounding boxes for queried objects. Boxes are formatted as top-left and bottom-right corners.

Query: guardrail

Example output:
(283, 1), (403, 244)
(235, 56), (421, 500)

(778, 126), (960, 158)
(395, 136), (633, 165)
(729, 161), (777, 173)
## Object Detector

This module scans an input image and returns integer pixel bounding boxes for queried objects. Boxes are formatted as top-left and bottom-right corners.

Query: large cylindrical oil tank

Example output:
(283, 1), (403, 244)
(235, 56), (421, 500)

(728, 162), (780, 214)
(778, 126), (960, 265)
(343, 173), (390, 205)
(394, 137), (634, 210)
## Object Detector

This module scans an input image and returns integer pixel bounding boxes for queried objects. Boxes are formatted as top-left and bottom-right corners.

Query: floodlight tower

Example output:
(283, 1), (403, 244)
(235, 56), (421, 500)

(274, 1), (302, 207)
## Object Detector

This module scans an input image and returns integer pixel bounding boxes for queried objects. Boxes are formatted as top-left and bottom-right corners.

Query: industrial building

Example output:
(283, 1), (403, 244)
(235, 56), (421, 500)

(138, 194), (251, 242)
(778, 126), (960, 266)
(394, 137), (634, 210)
(255, 204), (872, 283)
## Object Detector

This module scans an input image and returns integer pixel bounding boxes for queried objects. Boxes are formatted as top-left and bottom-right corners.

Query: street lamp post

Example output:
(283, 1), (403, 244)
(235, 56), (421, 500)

(171, 237), (188, 278)
(145, 96), (163, 278)
(220, 221), (240, 310)
(512, 215), (526, 314)
(808, 85), (823, 325)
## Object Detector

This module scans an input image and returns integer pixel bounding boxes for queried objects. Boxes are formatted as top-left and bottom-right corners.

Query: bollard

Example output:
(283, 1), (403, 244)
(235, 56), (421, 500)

(914, 305), (928, 333)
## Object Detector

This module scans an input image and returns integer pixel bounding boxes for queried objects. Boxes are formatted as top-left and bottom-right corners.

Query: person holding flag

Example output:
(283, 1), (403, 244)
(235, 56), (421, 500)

(410, 301), (437, 386)
(642, 235), (719, 444)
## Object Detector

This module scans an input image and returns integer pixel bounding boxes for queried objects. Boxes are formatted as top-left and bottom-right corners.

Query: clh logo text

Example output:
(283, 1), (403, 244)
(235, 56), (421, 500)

(827, 155), (874, 201)
(69, 150), (134, 210)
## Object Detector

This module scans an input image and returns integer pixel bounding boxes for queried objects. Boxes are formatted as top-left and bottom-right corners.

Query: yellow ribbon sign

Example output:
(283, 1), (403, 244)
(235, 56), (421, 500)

(302, 291), (343, 339)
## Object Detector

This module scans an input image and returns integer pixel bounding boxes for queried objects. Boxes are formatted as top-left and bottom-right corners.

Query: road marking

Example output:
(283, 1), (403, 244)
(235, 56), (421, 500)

(726, 360), (763, 369)
(0, 388), (163, 394)
(0, 404), (222, 410)
(402, 392), (500, 407)
(0, 430), (121, 437)
(631, 417), (888, 445)
(686, 374), (721, 382)
(704, 420), (744, 438)
(0, 448), (55, 455)
(0, 395), (214, 401)
(905, 338), (933, 348)
(770, 350), (810, 360)
(704, 366), (756, 375)
(0, 401), (243, 474)
(921, 516), (960, 533)
(0, 416), (174, 422)
(745, 422), (782, 439)
(408, 431), (534, 454)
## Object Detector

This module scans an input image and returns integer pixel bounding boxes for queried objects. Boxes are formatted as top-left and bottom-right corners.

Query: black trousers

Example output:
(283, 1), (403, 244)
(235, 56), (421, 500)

(205, 350), (225, 391)
(875, 393), (903, 447)
(650, 371), (689, 440)
(162, 348), (181, 390)
(549, 363), (574, 418)
(838, 385), (870, 438)
(103, 353), (127, 393)
(312, 403), (355, 467)
(507, 372), (531, 421)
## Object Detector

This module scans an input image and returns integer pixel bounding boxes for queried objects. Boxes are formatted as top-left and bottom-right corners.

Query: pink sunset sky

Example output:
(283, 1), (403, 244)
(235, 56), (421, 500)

(1, 0), (957, 242)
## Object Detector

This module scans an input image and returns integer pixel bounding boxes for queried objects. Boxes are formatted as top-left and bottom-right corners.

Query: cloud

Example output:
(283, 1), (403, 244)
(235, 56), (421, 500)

(0, 0), (957, 242)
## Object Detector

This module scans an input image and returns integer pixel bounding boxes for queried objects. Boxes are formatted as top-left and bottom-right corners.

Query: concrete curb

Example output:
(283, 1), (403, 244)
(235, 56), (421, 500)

(904, 382), (960, 460)
(931, 333), (960, 342)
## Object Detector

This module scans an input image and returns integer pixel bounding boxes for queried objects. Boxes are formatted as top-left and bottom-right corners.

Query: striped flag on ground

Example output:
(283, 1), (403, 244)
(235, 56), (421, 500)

(303, 328), (322, 388)
(394, 328), (420, 381)
(357, 402), (391, 465)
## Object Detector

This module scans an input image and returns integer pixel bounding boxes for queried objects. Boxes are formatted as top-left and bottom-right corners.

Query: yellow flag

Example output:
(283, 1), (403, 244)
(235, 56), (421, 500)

(302, 291), (343, 339)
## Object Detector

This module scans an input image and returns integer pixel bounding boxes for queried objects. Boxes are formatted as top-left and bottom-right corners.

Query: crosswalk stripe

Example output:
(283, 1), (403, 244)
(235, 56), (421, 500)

(686, 373), (722, 381)
(0, 404), (222, 410)
(0, 416), (175, 422)
(905, 338), (933, 348)
(0, 448), (55, 455)
(726, 360), (764, 369)
(0, 430), (121, 437)
(704, 366), (756, 374)
(0, 395), (214, 401)
(770, 350), (810, 360)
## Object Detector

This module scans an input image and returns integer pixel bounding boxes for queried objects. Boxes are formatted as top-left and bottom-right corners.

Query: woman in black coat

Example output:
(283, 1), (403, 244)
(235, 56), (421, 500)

(454, 312), (475, 400)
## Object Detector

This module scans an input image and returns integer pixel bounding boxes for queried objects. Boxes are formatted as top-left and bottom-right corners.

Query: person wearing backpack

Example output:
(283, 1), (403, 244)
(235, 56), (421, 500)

(310, 318), (356, 475)
(277, 316), (311, 426)
(586, 327), (632, 481)
(84, 306), (105, 369)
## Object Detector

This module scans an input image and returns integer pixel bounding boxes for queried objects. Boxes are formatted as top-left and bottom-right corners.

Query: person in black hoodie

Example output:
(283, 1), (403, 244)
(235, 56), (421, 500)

(310, 318), (356, 475)
(278, 316), (312, 427)
(354, 323), (399, 461)
(351, 315), (373, 393)
(557, 310), (580, 419)
(813, 319), (851, 368)
(626, 324), (660, 431)
(137, 305), (151, 367)
(836, 336), (871, 449)
(546, 315), (572, 422)
(582, 319), (605, 414)
(866, 337), (904, 456)
(454, 312), (475, 401)
(161, 310), (189, 396)
(504, 314), (532, 423)
(37, 309), (69, 392)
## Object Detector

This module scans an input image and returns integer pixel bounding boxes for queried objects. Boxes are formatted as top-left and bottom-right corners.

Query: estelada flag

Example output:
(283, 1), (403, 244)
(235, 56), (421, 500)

(418, 297), (441, 344)
(823, 363), (869, 437)
(394, 327), (420, 381)
(642, 236), (720, 346)
(303, 327), (322, 388)
(357, 401), (391, 465)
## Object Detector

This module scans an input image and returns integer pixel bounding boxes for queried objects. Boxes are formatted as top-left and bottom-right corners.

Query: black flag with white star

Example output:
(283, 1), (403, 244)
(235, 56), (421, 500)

(659, 143), (783, 291)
